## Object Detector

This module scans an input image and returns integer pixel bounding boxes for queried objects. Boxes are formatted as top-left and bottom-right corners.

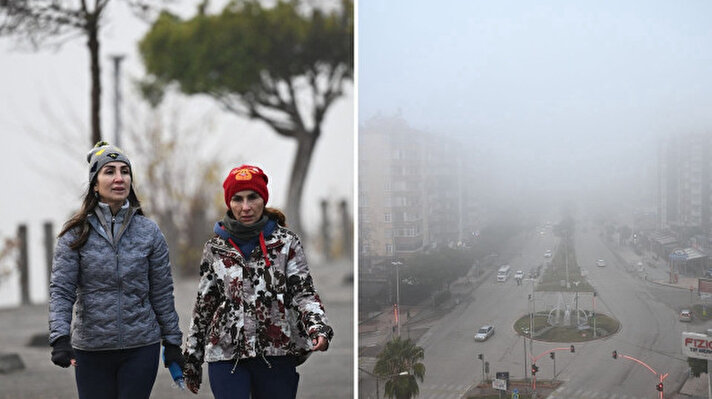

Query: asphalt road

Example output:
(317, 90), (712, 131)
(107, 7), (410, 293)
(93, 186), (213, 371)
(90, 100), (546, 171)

(545, 223), (692, 398)
(0, 256), (353, 399)
(412, 226), (557, 399)
(377, 219), (702, 399)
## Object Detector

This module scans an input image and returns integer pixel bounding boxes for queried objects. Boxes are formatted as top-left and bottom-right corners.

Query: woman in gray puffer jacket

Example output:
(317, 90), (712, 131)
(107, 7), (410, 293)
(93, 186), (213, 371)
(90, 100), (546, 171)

(48, 142), (183, 399)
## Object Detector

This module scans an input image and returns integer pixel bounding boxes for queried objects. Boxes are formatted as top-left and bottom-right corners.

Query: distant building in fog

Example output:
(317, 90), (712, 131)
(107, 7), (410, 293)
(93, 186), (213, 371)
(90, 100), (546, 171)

(658, 133), (712, 236)
(358, 115), (484, 266)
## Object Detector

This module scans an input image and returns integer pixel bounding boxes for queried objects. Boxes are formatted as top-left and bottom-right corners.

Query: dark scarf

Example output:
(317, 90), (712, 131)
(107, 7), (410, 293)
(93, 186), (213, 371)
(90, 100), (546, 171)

(222, 212), (269, 242)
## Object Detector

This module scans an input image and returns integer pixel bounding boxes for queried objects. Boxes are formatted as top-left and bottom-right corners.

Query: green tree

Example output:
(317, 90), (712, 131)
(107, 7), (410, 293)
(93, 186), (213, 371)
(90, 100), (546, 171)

(373, 336), (426, 399)
(138, 0), (353, 234)
(0, 0), (161, 145)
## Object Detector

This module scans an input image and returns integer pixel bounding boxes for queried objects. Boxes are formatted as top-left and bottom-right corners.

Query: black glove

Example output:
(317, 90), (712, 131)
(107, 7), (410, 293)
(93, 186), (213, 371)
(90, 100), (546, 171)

(163, 343), (185, 369)
(50, 336), (75, 368)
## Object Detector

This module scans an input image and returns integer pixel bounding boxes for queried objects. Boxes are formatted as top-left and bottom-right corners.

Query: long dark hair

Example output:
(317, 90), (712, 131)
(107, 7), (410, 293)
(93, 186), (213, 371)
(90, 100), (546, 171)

(58, 182), (143, 250)
(264, 207), (286, 227)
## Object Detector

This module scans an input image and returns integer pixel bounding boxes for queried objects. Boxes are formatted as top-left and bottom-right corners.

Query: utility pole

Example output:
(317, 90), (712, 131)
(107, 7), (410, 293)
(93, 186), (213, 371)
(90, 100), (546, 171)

(109, 54), (125, 147)
(523, 336), (528, 381)
(478, 353), (485, 384)
(564, 234), (570, 289)
(391, 260), (402, 337)
(593, 291), (597, 338)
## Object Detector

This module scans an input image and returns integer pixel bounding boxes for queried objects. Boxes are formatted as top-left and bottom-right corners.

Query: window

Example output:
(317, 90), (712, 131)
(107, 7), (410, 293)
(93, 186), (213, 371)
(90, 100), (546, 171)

(384, 213), (392, 223)
(386, 244), (393, 255)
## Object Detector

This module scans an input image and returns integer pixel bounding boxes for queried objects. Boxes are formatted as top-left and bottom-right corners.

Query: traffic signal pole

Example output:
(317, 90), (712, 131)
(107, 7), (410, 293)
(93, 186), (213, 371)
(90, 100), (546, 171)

(611, 350), (668, 398)
(529, 346), (575, 394)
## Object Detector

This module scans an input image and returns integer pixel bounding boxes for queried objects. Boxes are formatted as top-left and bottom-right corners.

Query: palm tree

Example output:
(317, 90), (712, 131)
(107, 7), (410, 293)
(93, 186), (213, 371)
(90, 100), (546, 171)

(373, 336), (426, 399)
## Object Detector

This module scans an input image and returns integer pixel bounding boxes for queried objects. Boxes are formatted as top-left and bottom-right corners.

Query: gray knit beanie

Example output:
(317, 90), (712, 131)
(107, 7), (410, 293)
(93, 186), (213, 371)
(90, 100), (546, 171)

(87, 141), (132, 183)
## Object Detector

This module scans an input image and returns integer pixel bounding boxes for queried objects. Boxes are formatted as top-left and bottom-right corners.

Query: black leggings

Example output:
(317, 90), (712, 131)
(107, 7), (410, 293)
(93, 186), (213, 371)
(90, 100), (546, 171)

(74, 342), (160, 399)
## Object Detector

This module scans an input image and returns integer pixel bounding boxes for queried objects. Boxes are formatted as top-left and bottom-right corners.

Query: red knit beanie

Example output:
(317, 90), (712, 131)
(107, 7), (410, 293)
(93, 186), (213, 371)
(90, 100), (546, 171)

(223, 165), (269, 208)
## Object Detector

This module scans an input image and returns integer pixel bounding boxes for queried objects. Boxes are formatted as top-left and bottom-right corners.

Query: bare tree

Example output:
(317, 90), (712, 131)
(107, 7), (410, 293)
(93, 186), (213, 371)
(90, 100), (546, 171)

(0, 0), (167, 145)
(123, 93), (224, 276)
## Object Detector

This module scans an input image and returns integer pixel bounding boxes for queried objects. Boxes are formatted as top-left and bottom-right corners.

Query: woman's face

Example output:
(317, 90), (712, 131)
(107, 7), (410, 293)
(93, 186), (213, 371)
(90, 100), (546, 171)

(230, 190), (265, 225)
(94, 161), (131, 207)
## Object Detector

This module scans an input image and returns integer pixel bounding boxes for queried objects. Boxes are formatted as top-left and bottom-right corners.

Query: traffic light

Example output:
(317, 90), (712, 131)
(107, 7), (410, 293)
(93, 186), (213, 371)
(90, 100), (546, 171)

(570, 345), (575, 353)
(550, 352), (555, 359)
(656, 382), (663, 392)
(531, 364), (539, 375)
(478, 353), (483, 360)
(612, 350), (617, 359)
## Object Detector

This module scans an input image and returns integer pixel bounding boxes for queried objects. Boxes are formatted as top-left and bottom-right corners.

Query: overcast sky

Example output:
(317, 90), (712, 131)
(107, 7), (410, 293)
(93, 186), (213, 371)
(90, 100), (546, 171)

(0, 0), (353, 229)
(0, 1), (352, 304)
(359, 0), (712, 213)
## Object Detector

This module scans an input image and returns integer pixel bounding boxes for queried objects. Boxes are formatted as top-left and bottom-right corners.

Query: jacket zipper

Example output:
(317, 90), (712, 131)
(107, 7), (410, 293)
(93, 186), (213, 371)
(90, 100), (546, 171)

(112, 216), (123, 348)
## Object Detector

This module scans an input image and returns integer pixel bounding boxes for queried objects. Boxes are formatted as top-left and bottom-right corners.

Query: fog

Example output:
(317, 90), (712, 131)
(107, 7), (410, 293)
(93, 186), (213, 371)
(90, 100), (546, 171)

(359, 0), (712, 217)
(358, 2), (712, 397)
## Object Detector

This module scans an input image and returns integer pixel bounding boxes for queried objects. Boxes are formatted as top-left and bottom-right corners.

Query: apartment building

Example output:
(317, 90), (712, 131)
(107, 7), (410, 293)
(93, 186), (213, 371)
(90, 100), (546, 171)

(358, 116), (483, 265)
(658, 134), (712, 234)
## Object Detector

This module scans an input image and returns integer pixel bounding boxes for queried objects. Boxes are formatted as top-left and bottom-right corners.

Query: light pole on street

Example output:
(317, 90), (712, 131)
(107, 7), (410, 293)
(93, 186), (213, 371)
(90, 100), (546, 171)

(593, 290), (597, 338)
(477, 353), (485, 383)
(391, 260), (403, 337)
(527, 277), (536, 358)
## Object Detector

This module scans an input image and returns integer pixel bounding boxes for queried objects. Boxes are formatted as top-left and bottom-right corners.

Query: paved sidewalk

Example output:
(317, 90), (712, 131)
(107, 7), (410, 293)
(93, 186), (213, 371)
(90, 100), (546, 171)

(0, 255), (353, 399)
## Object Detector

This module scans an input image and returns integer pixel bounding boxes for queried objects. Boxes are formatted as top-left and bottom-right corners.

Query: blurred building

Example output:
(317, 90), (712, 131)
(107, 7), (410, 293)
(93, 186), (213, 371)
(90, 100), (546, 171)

(656, 133), (712, 274)
(358, 116), (484, 310)
(658, 134), (712, 235)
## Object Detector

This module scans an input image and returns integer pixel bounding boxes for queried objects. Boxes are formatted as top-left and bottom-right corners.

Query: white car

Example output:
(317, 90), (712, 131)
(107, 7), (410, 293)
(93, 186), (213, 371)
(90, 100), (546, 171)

(596, 259), (606, 267)
(514, 270), (524, 280)
(680, 310), (693, 322)
(474, 325), (494, 341)
(544, 250), (552, 258)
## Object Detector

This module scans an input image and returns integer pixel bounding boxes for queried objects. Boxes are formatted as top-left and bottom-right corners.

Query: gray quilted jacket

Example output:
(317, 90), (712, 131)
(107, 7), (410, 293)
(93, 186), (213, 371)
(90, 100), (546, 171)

(48, 203), (182, 350)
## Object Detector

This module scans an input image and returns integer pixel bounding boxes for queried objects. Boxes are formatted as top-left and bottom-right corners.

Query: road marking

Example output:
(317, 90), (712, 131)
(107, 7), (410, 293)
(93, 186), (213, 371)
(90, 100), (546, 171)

(419, 383), (471, 399)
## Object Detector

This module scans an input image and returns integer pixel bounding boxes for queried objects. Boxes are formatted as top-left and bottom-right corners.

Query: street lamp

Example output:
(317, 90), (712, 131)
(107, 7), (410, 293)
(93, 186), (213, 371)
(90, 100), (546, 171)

(391, 260), (403, 337)
(477, 353), (485, 383)
(526, 277), (536, 358)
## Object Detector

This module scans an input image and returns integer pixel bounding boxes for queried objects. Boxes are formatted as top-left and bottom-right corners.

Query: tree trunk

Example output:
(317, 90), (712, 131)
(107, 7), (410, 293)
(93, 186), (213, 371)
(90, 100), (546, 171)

(87, 20), (102, 146)
(285, 130), (318, 238)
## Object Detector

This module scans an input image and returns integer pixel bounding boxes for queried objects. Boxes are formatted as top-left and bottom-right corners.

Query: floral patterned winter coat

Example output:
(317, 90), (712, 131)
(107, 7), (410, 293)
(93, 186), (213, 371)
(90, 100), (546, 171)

(183, 219), (333, 386)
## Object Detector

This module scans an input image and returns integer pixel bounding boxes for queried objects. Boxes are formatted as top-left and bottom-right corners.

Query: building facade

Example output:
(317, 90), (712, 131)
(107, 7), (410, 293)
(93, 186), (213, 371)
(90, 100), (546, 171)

(358, 116), (484, 265)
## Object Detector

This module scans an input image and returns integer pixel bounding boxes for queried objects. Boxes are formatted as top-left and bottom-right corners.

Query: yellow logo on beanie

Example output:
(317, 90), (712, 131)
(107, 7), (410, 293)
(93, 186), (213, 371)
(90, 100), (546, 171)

(233, 167), (255, 181)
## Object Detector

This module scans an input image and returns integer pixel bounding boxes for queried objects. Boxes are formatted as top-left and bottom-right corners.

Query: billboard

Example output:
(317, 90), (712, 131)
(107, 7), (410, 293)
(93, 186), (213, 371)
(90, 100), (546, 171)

(682, 332), (712, 360)
(699, 278), (712, 295)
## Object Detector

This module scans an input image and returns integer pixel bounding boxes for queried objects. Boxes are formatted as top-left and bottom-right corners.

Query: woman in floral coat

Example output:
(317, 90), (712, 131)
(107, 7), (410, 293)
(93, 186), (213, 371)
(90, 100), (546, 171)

(183, 164), (333, 398)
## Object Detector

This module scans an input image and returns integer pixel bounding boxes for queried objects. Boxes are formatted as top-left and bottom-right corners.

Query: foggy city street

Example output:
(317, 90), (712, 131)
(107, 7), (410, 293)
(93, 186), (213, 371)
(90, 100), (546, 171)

(358, 1), (712, 399)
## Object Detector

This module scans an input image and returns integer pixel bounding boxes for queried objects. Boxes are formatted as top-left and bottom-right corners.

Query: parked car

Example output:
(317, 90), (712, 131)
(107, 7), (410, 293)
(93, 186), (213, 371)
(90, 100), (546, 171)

(544, 250), (552, 258)
(704, 269), (712, 278)
(514, 270), (524, 280)
(474, 325), (494, 341)
(596, 259), (606, 267)
(680, 309), (693, 322)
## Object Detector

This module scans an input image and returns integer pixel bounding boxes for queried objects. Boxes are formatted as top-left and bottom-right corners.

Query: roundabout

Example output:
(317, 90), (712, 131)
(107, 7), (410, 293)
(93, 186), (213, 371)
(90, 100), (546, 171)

(514, 312), (620, 342)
